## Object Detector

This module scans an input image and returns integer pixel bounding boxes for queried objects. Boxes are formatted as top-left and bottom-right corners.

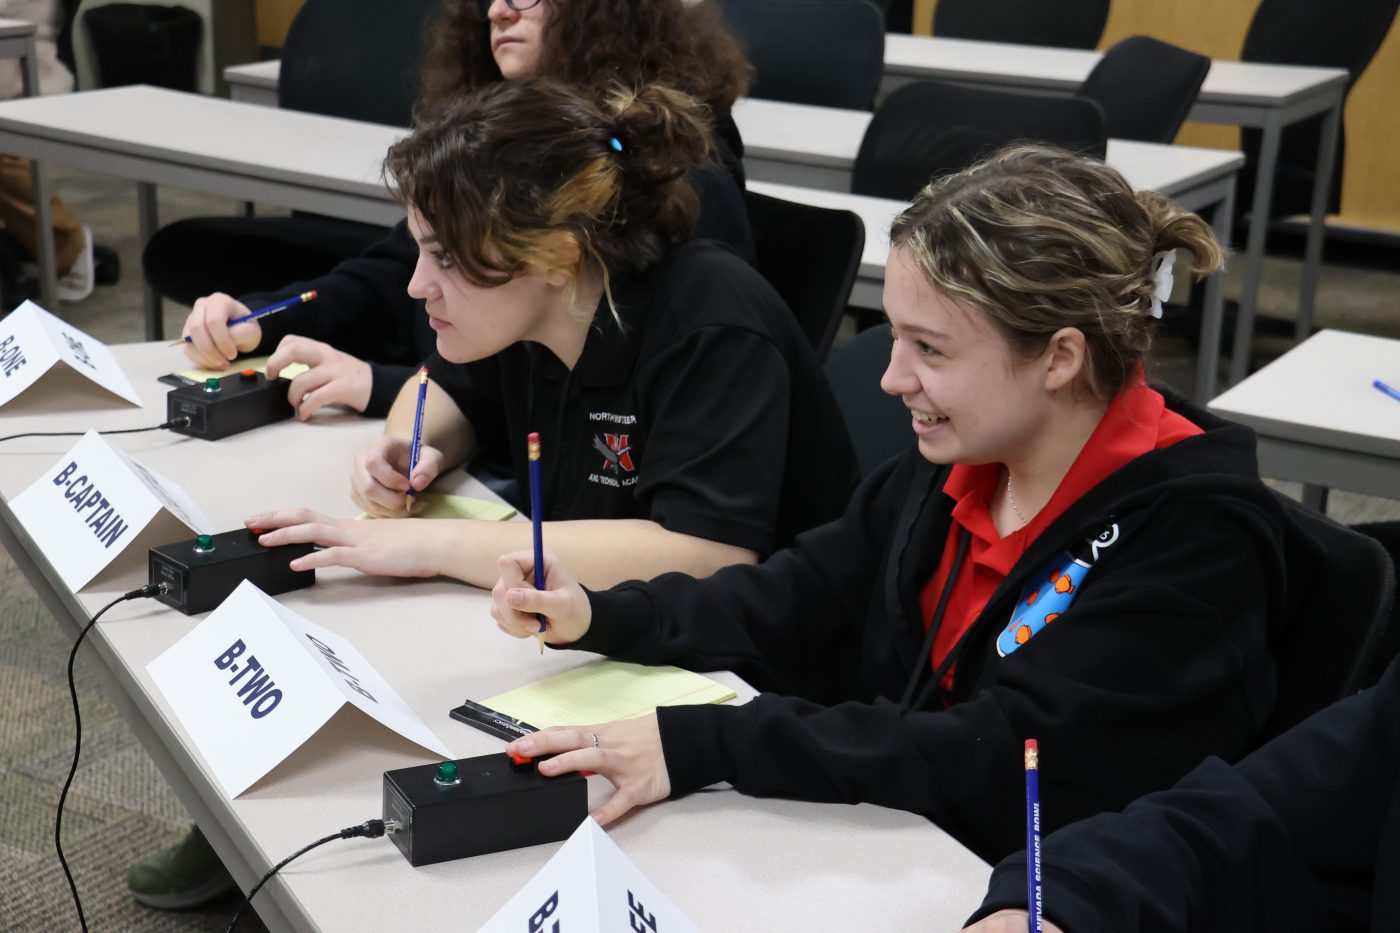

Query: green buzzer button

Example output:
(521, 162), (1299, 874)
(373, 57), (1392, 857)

(202, 377), (222, 393)
(434, 761), (461, 786)
(194, 534), (214, 553)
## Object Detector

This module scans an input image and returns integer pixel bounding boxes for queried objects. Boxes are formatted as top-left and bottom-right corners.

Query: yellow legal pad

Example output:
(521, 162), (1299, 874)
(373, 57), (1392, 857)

(176, 355), (310, 383)
(356, 493), (517, 522)
(482, 659), (736, 729)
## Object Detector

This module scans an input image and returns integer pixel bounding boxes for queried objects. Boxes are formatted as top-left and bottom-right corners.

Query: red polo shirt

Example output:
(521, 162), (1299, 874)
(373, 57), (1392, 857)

(918, 380), (1202, 694)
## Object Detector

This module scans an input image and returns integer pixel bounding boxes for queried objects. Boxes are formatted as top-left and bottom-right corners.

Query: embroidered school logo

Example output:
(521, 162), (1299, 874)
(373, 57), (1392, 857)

(997, 522), (1121, 658)
(592, 433), (635, 473)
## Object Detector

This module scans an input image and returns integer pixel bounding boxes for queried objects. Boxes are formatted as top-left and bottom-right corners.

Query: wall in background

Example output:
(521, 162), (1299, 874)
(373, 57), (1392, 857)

(254, 0), (305, 49)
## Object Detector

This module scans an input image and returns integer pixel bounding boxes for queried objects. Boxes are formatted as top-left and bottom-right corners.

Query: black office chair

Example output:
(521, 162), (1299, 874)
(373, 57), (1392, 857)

(746, 191), (864, 361)
(141, 0), (437, 305)
(852, 80), (1107, 202)
(1262, 497), (1396, 739)
(1352, 520), (1400, 689)
(722, 0), (886, 110)
(823, 326), (911, 477)
(933, 0), (1109, 50)
(1078, 36), (1211, 144)
(1238, 0), (1400, 224)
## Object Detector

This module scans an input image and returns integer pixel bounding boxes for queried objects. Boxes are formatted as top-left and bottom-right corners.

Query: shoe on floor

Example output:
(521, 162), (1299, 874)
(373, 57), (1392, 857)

(56, 224), (95, 303)
(128, 825), (238, 910)
(94, 243), (121, 286)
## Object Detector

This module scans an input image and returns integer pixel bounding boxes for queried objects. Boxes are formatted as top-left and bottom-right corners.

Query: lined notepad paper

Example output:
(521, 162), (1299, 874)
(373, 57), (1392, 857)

(482, 659), (736, 729)
(357, 493), (517, 522)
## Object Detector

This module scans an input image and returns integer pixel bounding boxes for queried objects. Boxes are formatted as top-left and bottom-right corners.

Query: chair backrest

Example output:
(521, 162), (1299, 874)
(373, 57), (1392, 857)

(1079, 36), (1211, 144)
(1238, 0), (1400, 217)
(746, 191), (865, 361)
(934, 0), (1109, 50)
(1351, 521), (1400, 689)
(1263, 496), (1397, 739)
(853, 80), (1106, 201)
(722, 0), (886, 110)
(279, 0), (438, 127)
(823, 326), (912, 476)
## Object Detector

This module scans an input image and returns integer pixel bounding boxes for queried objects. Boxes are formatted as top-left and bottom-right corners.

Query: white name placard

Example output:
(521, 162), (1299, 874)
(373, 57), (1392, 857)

(480, 817), (696, 933)
(0, 300), (140, 406)
(148, 581), (452, 798)
(9, 430), (214, 590)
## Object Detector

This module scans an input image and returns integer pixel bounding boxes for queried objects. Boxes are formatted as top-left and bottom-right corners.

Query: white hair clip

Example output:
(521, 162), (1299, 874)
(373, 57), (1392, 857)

(1147, 249), (1176, 319)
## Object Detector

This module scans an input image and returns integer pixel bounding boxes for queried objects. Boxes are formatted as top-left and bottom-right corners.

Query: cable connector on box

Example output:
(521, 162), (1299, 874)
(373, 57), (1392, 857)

(340, 818), (398, 839)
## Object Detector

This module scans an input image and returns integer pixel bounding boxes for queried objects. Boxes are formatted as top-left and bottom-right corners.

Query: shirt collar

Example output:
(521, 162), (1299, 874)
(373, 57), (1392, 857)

(533, 267), (651, 389)
(941, 377), (1174, 573)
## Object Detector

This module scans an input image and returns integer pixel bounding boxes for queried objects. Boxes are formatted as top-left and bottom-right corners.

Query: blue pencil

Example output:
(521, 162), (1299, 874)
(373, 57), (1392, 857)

(528, 432), (546, 654)
(405, 368), (429, 510)
(1374, 379), (1400, 406)
(1025, 739), (1043, 933)
(177, 290), (317, 344)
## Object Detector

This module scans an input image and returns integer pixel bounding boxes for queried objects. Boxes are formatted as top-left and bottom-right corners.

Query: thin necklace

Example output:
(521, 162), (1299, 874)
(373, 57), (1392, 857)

(1006, 473), (1030, 527)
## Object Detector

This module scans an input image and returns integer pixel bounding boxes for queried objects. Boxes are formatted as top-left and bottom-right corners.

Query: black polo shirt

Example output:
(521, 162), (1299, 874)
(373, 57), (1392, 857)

(424, 240), (858, 556)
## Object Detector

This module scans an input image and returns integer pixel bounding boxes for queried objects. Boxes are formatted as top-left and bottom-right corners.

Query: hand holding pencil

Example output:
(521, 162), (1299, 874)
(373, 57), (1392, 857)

(489, 548), (594, 647)
(178, 290), (317, 369)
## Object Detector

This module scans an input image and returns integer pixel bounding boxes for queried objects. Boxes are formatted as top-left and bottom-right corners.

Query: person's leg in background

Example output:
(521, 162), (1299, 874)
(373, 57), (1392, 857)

(0, 151), (93, 301)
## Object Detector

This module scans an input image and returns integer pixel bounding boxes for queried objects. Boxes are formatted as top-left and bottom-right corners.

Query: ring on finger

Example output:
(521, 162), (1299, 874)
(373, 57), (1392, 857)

(585, 729), (600, 749)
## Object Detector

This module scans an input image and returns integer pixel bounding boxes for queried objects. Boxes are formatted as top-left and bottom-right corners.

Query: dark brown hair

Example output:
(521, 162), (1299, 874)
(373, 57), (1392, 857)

(418, 0), (752, 119)
(385, 79), (713, 291)
(891, 145), (1225, 399)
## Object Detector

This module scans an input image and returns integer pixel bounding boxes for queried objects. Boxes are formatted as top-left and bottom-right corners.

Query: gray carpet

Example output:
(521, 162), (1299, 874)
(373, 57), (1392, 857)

(2, 164), (1399, 932)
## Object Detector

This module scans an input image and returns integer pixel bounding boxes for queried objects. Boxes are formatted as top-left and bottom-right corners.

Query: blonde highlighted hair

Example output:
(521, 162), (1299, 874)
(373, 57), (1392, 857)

(891, 145), (1224, 399)
(384, 79), (713, 298)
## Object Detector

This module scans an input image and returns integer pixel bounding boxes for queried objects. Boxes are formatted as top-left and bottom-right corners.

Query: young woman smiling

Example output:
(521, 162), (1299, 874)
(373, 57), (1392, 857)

(487, 146), (1323, 865)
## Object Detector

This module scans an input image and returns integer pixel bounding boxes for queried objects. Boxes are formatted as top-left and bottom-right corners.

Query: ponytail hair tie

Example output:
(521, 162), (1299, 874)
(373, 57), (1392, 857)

(608, 136), (624, 153)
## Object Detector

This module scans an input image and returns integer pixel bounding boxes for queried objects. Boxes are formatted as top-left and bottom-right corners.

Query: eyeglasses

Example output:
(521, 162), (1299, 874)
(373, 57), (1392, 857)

(475, 0), (545, 14)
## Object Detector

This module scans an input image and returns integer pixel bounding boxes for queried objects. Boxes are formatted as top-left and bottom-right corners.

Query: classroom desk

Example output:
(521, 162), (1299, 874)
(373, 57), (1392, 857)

(735, 98), (1242, 400)
(226, 63), (1239, 400)
(1209, 329), (1400, 513)
(0, 342), (993, 931)
(882, 34), (1350, 385)
(0, 17), (55, 308)
(0, 85), (406, 341)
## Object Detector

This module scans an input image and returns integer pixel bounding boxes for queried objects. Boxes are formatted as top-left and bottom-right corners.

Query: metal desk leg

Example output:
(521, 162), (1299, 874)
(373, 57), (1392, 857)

(19, 38), (57, 308)
(1230, 110), (1284, 386)
(1295, 97), (1342, 342)
(138, 182), (162, 339)
(1301, 483), (1330, 514)
(1195, 181), (1236, 402)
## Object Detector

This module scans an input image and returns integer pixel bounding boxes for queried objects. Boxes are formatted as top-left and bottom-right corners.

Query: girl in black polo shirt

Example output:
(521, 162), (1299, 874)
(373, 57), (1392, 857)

(174, 0), (754, 419)
(246, 79), (857, 588)
(488, 146), (1325, 869)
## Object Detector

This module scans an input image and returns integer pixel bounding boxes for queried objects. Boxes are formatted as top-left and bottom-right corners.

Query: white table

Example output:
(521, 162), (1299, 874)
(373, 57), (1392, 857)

(0, 17), (55, 308)
(883, 34), (1350, 384)
(0, 342), (993, 931)
(1209, 329), (1400, 512)
(734, 97), (1242, 400)
(0, 85), (406, 339)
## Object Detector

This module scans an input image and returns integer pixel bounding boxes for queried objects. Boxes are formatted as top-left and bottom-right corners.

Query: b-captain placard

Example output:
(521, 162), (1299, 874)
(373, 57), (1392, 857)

(9, 430), (214, 590)
(148, 581), (451, 798)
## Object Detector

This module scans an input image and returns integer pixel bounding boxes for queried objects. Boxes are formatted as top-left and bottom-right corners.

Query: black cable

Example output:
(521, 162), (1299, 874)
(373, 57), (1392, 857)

(226, 819), (392, 933)
(55, 582), (164, 933)
(0, 418), (190, 444)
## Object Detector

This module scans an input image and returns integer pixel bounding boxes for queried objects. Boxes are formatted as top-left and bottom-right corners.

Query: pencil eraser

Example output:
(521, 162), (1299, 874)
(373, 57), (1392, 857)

(1025, 739), (1038, 752)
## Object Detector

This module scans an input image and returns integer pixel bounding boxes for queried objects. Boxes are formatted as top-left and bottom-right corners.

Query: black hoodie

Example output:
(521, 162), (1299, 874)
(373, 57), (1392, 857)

(572, 393), (1322, 865)
(971, 655), (1400, 932)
